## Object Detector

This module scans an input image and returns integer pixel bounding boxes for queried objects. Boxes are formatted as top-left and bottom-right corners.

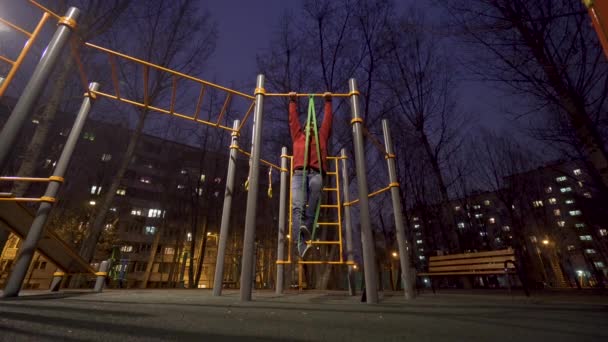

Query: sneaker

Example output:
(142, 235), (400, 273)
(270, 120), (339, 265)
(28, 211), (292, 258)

(301, 244), (313, 260)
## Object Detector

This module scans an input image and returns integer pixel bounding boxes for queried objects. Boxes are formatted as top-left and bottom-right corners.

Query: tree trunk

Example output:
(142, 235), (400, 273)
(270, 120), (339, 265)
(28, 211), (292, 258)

(140, 227), (162, 288)
(79, 111), (147, 264)
(194, 216), (209, 287)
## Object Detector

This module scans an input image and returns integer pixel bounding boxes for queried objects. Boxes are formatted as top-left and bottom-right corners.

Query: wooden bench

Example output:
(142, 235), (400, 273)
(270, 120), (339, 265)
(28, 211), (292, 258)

(417, 248), (529, 296)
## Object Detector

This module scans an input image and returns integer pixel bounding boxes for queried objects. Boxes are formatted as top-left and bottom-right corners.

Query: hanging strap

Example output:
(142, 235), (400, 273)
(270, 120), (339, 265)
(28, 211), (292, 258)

(299, 95), (324, 243)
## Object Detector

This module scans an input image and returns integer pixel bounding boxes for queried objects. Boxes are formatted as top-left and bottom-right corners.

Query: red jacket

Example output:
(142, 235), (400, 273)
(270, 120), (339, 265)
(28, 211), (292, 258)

(289, 99), (333, 171)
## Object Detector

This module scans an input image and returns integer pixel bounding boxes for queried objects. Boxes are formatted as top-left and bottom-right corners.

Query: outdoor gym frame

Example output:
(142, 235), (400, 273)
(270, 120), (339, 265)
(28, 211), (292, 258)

(0, 1), (414, 303)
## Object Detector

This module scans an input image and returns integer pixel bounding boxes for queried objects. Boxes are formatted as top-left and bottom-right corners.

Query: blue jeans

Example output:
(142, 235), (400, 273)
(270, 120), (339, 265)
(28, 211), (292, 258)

(292, 169), (322, 256)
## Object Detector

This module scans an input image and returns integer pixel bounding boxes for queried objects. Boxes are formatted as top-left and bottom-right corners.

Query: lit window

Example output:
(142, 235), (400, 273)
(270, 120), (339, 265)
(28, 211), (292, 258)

(594, 261), (605, 268)
(110, 207), (117, 212)
(164, 247), (175, 255)
(502, 225), (510, 232)
(548, 198), (557, 204)
(144, 226), (157, 235)
(575, 223), (586, 228)
(530, 236), (537, 242)
(131, 209), (143, 216)
(186, 232), (192, 241)
(475, 213), (483, 219)
(457, 222), (465, 229)
(553, 209), (561, 216)
(419, 255), (425, 260)
(120, 245), (133, 253)
(565, 199), (574, 204)
(104, 223), (113, 230)
(454, 206), (461, 211)
(495, 237), (501, 242)
(116, 188), (126, 196)
(566, 245), (575, 251)
(599, 229), (607, 236)
(579, 235), (592, 241)
(83, 132), (95, 141)
(90, 185), (97, 195)
(414, 224), (420, 229)
(560, 187), (572, 193)
(555, 176), (567, 183)
(32, 119), (40, 124)
(584, 249), (596, 254)
(419, 248), (424, 252)
(569, 210), (582, 216)
(578, 181), (584, 188)
(583, 192), (592, 198)
(140, 177), (151, 184)
(573, 169), (582, 176)
(545, 186), (553, 193)
(480, 231), (487, 236)
(532, 200), (543, 207)
(484, 200), (491, 206)
(177, 184), (185, 190)
(416, 239), (423, 244)
(101, 154), (112, 162)
(473, 205), (481, 210)
(43, 159), (53, 168)
(413, 217), (419, 221)
(488, 217), (495, 224)
(89, 200), (96, 206)
(557, 221), (565, 227)
(180, 169), (187, 175)
(200, 174), (206, 182)
(148, 209), (162, 218)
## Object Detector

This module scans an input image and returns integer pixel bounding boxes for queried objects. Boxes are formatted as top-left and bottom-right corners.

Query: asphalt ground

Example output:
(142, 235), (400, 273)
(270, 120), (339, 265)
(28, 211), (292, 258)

(0, 289), (607, 341)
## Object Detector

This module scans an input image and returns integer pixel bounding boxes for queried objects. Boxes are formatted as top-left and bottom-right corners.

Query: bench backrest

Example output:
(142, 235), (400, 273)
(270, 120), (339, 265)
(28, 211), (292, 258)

(428, 249), (516, 274)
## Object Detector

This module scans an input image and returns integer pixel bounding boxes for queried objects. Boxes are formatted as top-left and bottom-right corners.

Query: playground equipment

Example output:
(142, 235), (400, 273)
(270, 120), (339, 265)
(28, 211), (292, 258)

(0, 1), (414, 303)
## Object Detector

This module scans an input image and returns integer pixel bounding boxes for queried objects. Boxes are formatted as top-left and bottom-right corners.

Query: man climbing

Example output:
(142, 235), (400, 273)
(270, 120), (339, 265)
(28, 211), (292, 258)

(289, 91), (333, 259)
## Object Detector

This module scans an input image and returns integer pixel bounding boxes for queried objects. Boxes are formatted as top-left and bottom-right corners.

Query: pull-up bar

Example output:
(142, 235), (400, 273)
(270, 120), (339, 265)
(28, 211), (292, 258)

(263, 92), (358, 98)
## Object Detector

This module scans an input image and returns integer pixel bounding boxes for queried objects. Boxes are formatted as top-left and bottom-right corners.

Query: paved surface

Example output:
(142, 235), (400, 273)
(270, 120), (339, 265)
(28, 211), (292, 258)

(0, 289), (607, 341)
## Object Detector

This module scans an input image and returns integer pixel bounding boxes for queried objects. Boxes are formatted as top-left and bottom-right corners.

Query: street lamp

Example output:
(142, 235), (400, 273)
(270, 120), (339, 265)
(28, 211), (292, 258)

(542, 239), (549, 245)
(391, 251), (398, 258)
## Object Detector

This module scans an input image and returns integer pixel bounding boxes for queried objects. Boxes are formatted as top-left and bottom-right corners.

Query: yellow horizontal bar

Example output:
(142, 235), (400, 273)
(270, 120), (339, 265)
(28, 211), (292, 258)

(0, 176), (54, 182)
(325, 156), (343, 160)
(325, 172), (337, 175)
(276, 260), (292, 265)
(29, 0), (61, 20)
(95, 272), (108, 276)
(368, 185), (391, 199)
(323, 187), (338, 191)
(0, 17), (32, 37)
(0, 197), (50, 203)
(297, 261), (352, 265)
(84, 42), (254, 100)
(235, 148), (282, 171)
(0, 55), (15, 65)
(308, 241), (340, 245)
(320, 204), (339, 208)
(92, 90), (235, 132)
(317, 222), (340, 226)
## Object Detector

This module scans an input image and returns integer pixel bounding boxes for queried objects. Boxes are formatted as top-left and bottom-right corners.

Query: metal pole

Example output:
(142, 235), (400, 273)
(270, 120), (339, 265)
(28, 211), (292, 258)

(49, 270), (65, 292)
(1, 82), (99, 298)
(239, 75), (265, 301)
(0, 7), (80, 172)
(178, 251), (188, 288)
(382, 119), (414, 300)
(275, 146), (288, 295)
(340, 149), (356, 296)
(93, 260), (109, 292)
(212, 120), (240, 296)
(348, 78), (378, 304)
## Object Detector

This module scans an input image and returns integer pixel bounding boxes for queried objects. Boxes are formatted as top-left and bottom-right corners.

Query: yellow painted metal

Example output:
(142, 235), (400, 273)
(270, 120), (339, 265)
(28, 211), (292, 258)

(0, 12), (51, 97)
(0, 18), (32, 37)
(0, 55), (15, 65)
(264, 93), (352, 98)
(235, 148), (282, 171)
(0, 176), (55, 182)
(236, 101), (256, 132)
(215, 93), (232, 126)
(84, 42), (255, 100)
(29, 0), (61, 20)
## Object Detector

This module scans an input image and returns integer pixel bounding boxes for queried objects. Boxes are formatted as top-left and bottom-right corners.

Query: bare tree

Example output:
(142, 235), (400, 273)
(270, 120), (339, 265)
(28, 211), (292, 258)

(78, 0), (217, 265)
(445, 0), (608, 198)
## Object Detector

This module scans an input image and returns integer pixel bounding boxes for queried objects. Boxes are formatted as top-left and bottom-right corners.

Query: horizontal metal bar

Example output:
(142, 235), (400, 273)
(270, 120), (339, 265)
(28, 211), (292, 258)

(320, 204), (339, 208)
(235, 148), (282, 171)
(297, 261), (353, 265)
(265, 93), (353, 98)
(84, 42), (255, 100)
(323, 187), (338, 191)
(0, 55), (16, 65)
(316, 222), (340, 226)
(92, 90), (235, 132)
(0, 18), (32, 37)
(308, 241), (340, 245)
(29, 0), (62, 20)
(0, 176), (53, 182)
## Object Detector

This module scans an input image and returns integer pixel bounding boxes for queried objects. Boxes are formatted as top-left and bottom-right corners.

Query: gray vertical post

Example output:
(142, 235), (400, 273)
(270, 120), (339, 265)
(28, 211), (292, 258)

(93, 260), (109, 292)
(178, 252), (188, 288)
(0, 8), (80, 172)
(340, 149), (356, 296)
(382, 119), (414, 299)
(49, 270), (65, 292)
(348, 78), (378, 304)
(239, 75), (265, 301)
(275, 147), (288, 295)
(1, 82), (99, 298)
(213, 120), (240, 296)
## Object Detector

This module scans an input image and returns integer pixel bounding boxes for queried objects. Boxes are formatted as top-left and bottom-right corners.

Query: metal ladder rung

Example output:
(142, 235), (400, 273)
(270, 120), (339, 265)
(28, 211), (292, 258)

(323, 187), (338, 191)
(307, 241), (340, 245)
(325, 172), (337, 175)
(317, 222), (340, 226)
(320, 204), (339, 208)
